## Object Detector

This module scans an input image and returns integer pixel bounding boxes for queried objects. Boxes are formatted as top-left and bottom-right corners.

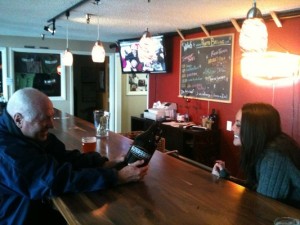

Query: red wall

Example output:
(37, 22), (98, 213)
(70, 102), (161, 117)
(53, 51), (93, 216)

(149, 17), (300, 177)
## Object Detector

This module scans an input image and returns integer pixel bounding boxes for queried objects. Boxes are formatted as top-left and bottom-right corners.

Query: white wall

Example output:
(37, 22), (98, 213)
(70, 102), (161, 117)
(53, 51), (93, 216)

(121, 74), (148, 133)
(0, 35), (147, 133)
(0, 35), (114, 115)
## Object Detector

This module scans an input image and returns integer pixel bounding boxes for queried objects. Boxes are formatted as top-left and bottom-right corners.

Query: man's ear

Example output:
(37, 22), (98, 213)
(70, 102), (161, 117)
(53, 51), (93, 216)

(14, 113), (23, 128)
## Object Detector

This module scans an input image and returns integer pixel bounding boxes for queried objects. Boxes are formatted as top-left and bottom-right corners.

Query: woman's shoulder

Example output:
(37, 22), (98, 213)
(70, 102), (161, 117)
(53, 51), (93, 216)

(263, 148), (288, 164)
(266, 133), (300, 168)
(261, 148), (299, 175)
(269, 133), (299, 151)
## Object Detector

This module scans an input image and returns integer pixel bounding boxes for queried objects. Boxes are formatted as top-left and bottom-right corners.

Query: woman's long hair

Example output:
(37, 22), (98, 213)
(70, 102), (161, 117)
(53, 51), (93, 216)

(239, 103), (300, 188)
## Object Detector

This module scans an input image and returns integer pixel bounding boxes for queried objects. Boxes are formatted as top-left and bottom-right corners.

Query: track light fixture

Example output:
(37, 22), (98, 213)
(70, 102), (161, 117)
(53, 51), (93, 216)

(43, 19), (56, 35)
(86, 14), (91, 24)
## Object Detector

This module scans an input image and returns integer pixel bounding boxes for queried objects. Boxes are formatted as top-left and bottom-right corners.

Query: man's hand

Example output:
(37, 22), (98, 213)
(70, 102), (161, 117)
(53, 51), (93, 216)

(117, 160), (148, 184)
(103, 155), (125, 168)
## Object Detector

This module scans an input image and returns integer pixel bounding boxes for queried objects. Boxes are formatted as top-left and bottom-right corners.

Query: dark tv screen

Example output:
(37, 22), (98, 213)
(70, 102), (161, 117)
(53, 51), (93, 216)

(118, 35), (167, 74)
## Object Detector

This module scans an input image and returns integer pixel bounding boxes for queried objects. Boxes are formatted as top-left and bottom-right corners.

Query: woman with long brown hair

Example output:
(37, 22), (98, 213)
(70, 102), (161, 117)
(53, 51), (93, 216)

(213, 103), (300, 208)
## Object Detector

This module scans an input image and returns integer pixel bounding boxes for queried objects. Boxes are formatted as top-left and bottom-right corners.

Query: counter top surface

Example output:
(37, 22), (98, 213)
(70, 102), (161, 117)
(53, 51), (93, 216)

(51, 110), (300, 225)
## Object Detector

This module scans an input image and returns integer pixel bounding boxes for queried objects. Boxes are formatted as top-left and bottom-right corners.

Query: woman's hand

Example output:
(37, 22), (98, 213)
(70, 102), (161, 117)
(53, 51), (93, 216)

(212, 160), (226, 177)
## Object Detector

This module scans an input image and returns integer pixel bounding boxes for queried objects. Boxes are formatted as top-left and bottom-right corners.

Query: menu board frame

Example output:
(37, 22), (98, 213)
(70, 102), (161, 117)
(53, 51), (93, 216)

(180, 34), (234, 103)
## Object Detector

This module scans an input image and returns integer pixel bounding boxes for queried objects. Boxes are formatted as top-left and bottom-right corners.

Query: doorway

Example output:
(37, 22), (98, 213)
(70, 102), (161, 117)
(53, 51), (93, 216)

(72, 54), (109, 123)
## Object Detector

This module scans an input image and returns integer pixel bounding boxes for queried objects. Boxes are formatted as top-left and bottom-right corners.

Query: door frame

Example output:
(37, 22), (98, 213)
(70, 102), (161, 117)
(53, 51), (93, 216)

(69, 51), (121, 132)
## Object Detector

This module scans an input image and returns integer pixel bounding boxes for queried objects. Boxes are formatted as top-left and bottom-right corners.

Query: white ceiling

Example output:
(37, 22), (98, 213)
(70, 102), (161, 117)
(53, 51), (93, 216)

(0, 0), (300, 43)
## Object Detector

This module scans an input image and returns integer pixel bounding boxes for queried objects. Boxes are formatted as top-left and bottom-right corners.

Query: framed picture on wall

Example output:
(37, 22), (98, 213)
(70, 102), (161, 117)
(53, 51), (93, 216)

(0, 48), (6, 95)
(0, 47), (8, 100)
(126, 73), (148, 95)
(9, 48), (66, 101)
(98, 70), (105, 92)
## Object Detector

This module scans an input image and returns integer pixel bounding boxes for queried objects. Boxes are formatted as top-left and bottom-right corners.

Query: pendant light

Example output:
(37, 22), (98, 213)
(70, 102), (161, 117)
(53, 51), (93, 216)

(62, 11), (73, 66)
(91, 0), (105, 63)
(240, 51), (300, 86)
(239, 0), (268, 53)
(138, 0), (156, 64)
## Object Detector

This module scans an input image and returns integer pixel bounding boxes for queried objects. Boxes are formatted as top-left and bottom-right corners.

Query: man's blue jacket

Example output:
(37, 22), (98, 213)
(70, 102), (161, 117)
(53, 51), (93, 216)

(0, 110), (118, 224)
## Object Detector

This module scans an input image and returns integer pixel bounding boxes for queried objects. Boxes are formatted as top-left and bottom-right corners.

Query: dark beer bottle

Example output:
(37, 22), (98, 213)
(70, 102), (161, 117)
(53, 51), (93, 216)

(115, 122), (162, 170)
(209, 108), (218, 130)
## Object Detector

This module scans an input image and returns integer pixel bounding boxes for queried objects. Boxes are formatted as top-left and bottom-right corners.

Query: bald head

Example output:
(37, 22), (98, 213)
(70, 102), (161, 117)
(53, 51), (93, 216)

(7, 88), (52, 122)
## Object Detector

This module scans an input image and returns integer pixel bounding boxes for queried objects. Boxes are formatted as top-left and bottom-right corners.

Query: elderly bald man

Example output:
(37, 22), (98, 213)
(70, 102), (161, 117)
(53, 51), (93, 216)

(0, 88), (148, 225)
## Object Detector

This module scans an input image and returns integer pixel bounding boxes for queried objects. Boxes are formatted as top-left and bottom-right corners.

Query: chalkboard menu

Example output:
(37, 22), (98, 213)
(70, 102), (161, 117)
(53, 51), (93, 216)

(180, 34), (234, 103)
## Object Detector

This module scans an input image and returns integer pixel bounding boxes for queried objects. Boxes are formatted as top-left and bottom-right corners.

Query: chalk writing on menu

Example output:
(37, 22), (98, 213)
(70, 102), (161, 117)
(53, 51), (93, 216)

(180, 34), (234, 103)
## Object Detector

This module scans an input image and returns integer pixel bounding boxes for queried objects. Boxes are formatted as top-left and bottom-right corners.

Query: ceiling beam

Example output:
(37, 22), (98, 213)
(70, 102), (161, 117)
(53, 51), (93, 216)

(200, 24), (210, 37)
(270, 11), (283, 27)
(164, 7), (300, 39)
(176, 29), (185, 40)
(230, 19), (241, 32)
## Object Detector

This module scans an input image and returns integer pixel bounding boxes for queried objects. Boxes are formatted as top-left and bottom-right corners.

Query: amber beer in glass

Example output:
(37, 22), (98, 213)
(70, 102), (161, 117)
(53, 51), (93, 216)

(81, 137), (96, 153)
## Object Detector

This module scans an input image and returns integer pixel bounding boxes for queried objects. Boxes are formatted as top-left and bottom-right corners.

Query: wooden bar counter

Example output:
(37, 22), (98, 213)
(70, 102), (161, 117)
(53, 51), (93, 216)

(51, 110), (300, 225)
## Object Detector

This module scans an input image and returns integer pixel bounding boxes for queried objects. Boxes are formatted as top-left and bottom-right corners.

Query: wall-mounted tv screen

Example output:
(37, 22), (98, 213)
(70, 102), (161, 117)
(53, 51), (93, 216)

(118, 35), (168, 74)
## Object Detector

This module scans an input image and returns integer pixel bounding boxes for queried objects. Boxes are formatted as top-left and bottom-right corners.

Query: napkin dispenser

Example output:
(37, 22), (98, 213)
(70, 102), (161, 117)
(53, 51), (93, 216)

(144, 102), (177, 121)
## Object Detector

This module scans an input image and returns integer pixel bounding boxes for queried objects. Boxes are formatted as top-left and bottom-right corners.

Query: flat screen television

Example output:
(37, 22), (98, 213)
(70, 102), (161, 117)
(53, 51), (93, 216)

(118, 35), (168, 74)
